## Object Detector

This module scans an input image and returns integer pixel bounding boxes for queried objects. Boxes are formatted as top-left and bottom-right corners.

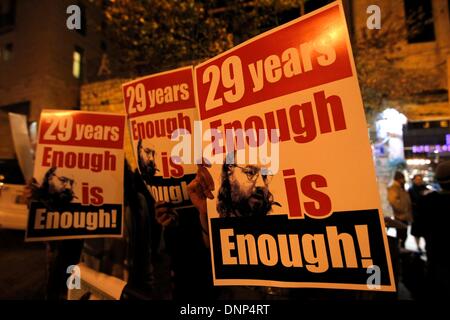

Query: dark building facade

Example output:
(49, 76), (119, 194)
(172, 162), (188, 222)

(0, 0), (107, 181)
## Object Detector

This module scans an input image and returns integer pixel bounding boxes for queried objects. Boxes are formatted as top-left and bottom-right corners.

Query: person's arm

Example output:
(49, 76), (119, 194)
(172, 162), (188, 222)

(23, 178), (40, 208)
(187, 163), (215, 248)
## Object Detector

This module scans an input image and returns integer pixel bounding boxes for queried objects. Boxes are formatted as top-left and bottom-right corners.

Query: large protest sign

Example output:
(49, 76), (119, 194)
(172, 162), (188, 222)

(26, 110), (125, 241)
(194, 1), (395, 291)
(122, 66), (199, 214)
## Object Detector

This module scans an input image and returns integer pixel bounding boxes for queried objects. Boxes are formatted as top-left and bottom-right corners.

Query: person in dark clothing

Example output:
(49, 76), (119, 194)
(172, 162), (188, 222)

(26, 167), (83, 300)
(408, 174), (428, 252)
(123, 161), (153, 292)
(159, 203), (215, 300)
(421, 161), (450, 299)
(45, 240), (84, 300)
(80, 160), (153, 298)
(137, 138), (215, 300)
(133, 169), (161, 262)
(183, 160), (289, 300)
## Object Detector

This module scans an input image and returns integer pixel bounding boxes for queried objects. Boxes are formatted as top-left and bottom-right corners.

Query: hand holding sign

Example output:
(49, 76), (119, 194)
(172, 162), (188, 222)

(187, 160), (215, 216)
(155, 201), (178, 227)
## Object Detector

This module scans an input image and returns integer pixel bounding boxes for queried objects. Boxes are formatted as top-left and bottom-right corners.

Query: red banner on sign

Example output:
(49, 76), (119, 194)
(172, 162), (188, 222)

(38, 112), (125, 149)
(122, 67), (196, 119)
(195, 5), (352, 120)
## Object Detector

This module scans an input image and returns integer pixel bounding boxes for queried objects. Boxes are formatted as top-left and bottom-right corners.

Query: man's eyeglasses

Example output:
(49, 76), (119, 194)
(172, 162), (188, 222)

(232, 165), (274, 184)
(54, 175), (74, 187)
(143, 147), (156, 159)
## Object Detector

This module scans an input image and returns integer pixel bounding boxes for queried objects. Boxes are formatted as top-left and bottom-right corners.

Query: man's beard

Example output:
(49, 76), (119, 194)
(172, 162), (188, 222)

(139, 158), (157, 184)
(47, 189), (75, 209)
(231, 185), (274, 217)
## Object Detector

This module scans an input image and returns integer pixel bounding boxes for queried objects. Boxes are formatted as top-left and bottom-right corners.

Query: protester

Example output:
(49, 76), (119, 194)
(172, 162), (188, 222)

(25, 168), (83, 300)
(182, 159), (289, 300)
(80, 160), (153, 297)
(137, 144), (215, 300)
(408, 174), (427, 253)
(133, 169), (161, 262)
(420, 160), (450, 299)
(387, 171), (412, 248)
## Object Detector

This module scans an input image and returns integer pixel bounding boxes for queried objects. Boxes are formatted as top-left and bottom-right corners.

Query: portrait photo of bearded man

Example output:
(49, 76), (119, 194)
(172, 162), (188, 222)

(137, 138), (159, 185)
(216, 154), (281, 218)
(31, 166), (77, 210)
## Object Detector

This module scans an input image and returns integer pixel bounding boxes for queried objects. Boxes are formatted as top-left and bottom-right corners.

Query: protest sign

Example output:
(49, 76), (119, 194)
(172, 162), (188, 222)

(26, 110), (125, 241)
(122, 66), (199, 214)
(194, 1), (395, 291)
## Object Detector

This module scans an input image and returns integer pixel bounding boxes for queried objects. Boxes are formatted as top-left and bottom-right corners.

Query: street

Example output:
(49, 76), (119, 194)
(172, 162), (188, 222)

(0, 230), (46, 299)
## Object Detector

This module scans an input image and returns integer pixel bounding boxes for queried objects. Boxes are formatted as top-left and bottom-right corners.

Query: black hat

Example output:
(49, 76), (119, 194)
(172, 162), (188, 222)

(435, 160), (450, 184)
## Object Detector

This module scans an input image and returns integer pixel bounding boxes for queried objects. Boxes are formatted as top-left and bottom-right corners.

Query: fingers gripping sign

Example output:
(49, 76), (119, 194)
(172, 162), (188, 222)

(155, 201), (178, 227)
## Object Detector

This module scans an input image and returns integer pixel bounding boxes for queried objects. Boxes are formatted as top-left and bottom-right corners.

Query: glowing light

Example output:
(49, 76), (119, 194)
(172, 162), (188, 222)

(412, 144), (450, 154)
(406, 159), (431, 166)
(45, 111), (75, 117)
(316, 26), (344, 46)
(73, 51), (81, 79)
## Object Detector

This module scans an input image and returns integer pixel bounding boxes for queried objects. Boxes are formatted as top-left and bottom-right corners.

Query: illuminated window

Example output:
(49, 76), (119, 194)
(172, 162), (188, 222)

(72, 47), (83, 79)
(0, 42), (12, 61)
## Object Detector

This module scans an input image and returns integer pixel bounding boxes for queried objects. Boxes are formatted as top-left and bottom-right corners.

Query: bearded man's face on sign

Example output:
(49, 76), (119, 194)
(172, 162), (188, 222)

(137, 139), (159, 184)
(37, 167), (76, 209)
(217, 161), (279, 218)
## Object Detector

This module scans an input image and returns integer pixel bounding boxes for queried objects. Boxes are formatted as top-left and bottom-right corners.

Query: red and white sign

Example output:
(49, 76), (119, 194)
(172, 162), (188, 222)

(26, 110), (126, 241)
(122, 66), (199, 210)
(194, 1), (395, 291)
